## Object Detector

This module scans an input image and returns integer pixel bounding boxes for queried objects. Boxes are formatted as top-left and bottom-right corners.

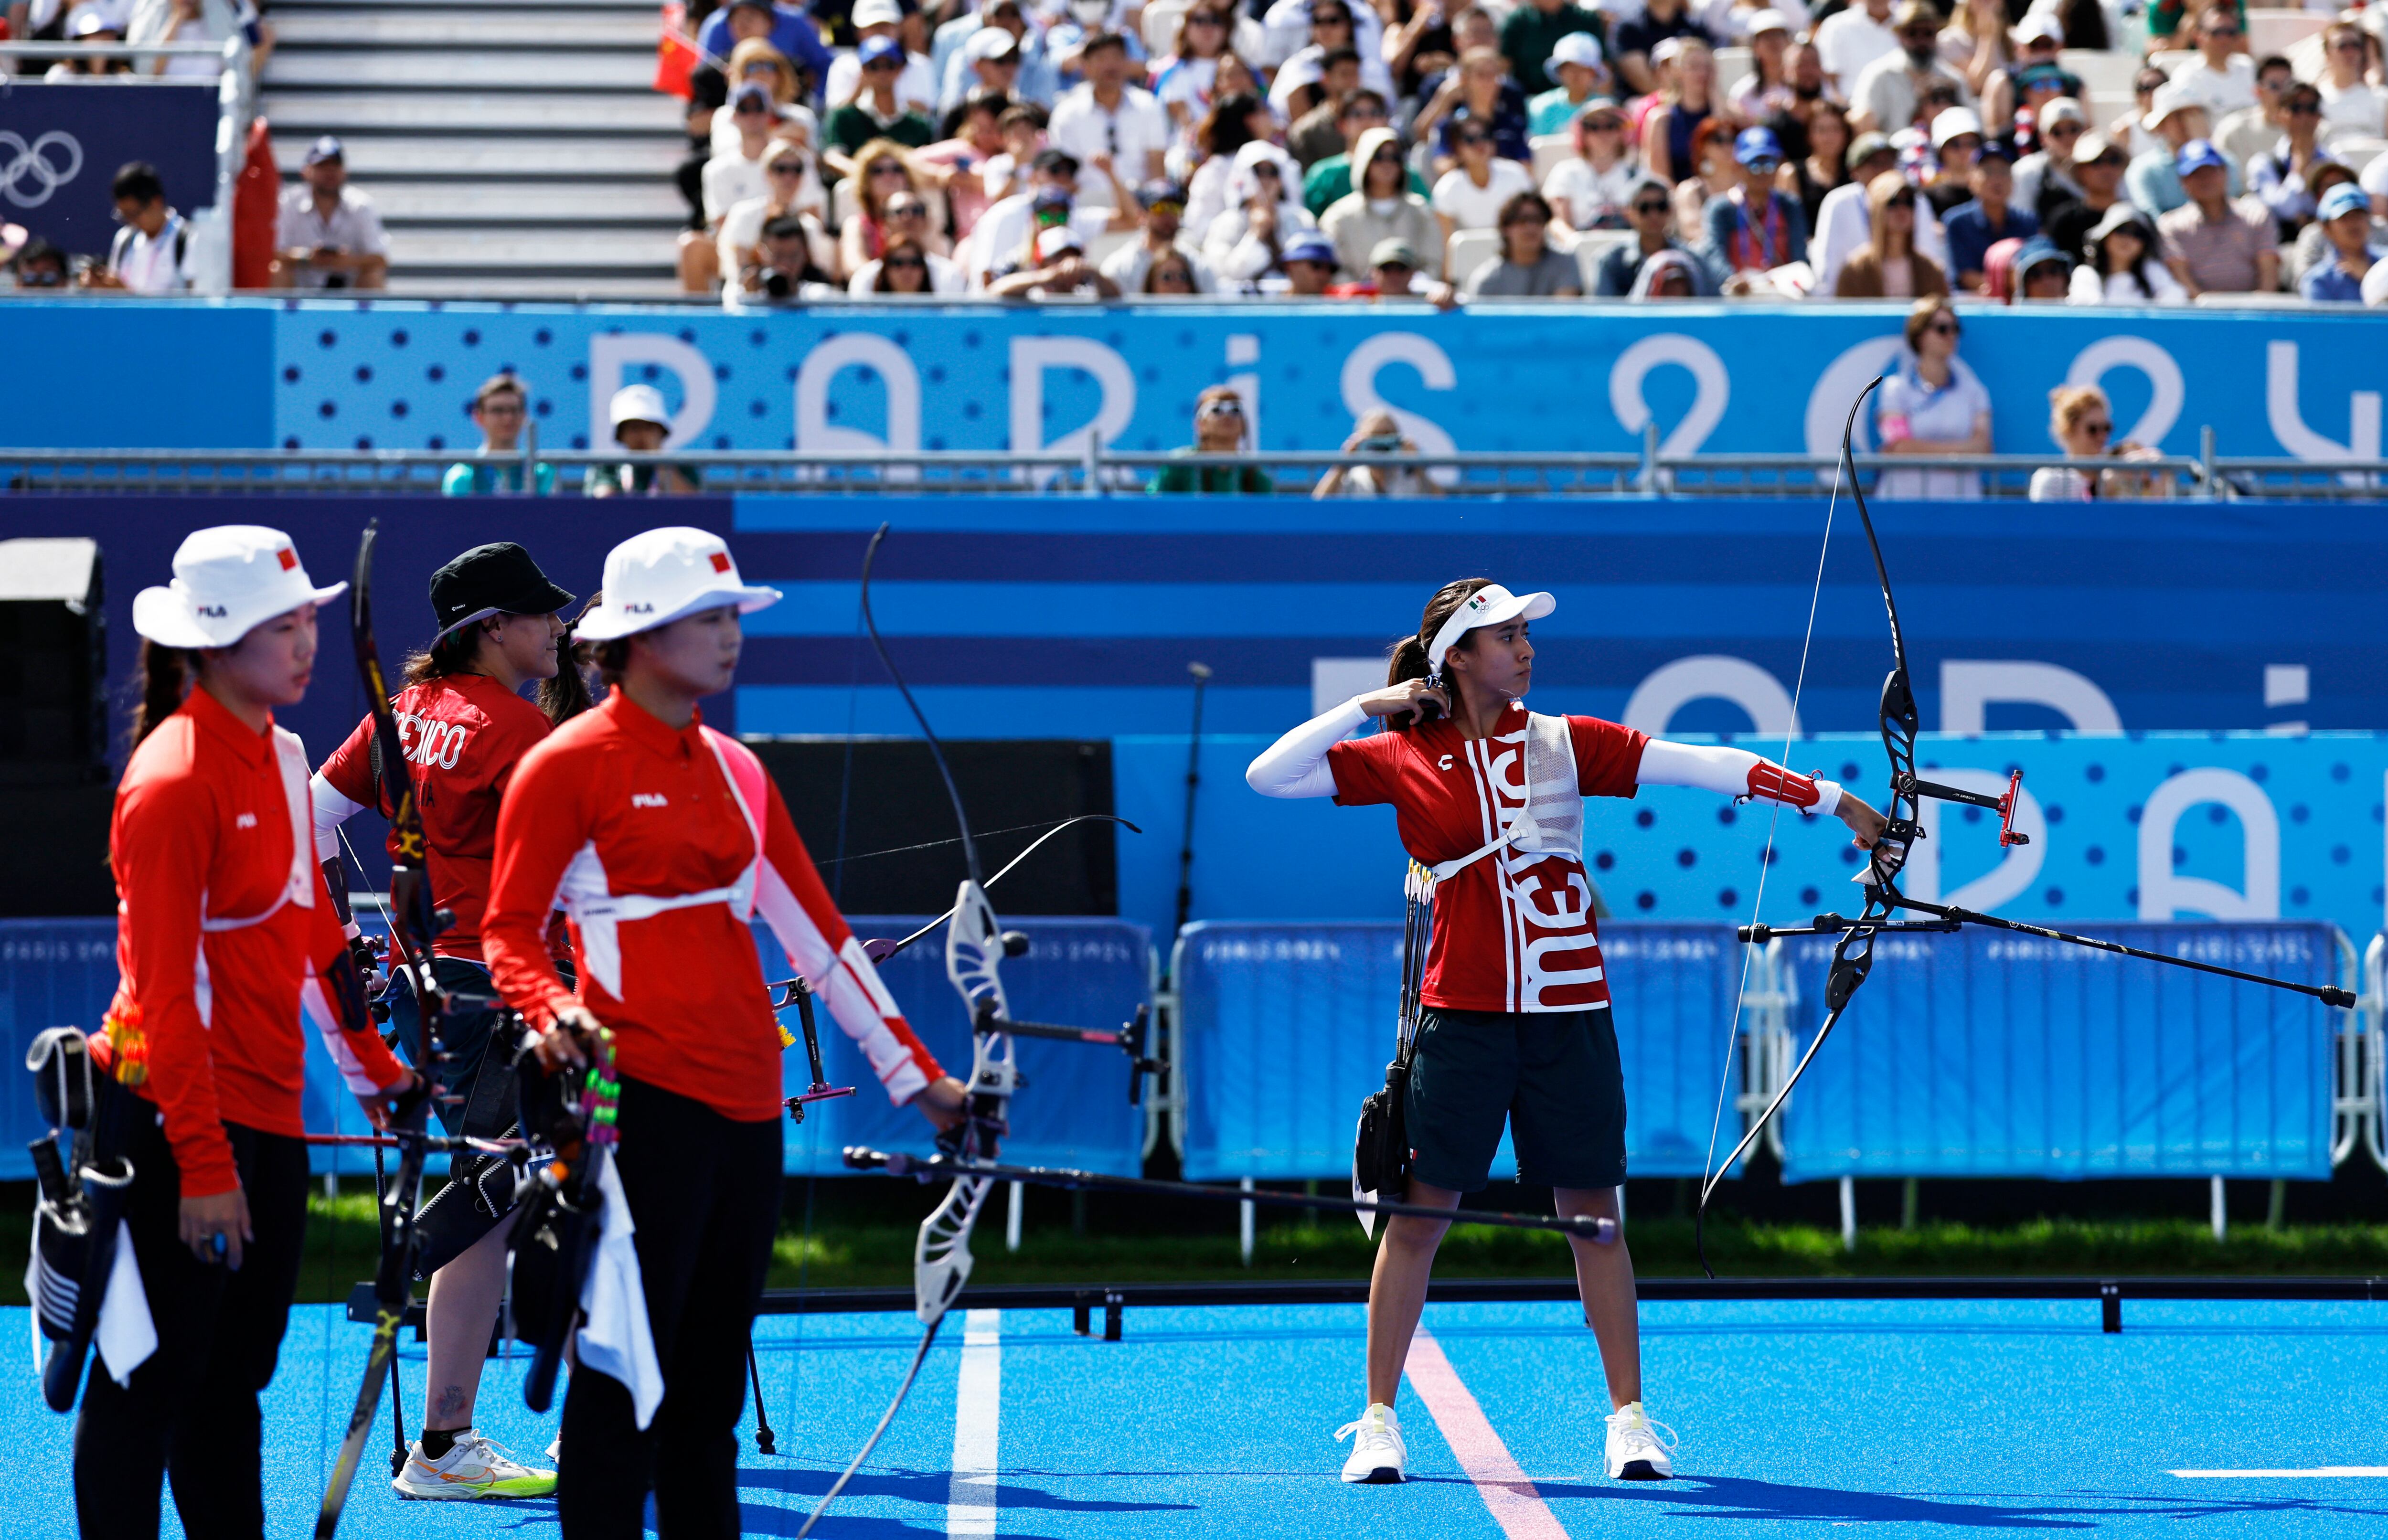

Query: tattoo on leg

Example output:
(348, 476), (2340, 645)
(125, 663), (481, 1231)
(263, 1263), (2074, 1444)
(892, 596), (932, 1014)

(434, 1383), (469, 1421)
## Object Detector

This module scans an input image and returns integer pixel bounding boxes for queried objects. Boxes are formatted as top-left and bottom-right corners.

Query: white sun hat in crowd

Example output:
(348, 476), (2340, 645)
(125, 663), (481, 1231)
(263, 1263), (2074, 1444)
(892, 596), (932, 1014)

(609, 383), (672, 436)
(573, 527), (781, 642)
(1427, 584), (1556, 674)
(131, 525), (348, 649)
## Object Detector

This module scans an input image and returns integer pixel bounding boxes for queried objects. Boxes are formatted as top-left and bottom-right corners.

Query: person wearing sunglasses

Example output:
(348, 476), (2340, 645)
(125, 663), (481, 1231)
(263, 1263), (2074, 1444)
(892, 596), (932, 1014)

(1101, 177), (1218, 292)
(1460, 189), (1581, 295)
(1591, 174), (1717, 295)
(1149, 5), (1238, 149)
(1698, 125), (1807, 283)
(1149, 386), (1276, 495)
(850, 210), (968, 291)
(1049, 31), (1172, 193)
(824, 35), (937, 174)
(1432, 102), (1536, 268)
(716, 134), (832, 291)
(2214, 53), (2298, 168)
(2030, 384), (2164, 501)
(2165, 5), (2257, 122)
(1301, 88), (1415, 215)
(1847, 1), (1972, 137)
(1940, 140), (2035, 292)
(2162, 137), (2278, 297)
(7, 234), (67, 290)
(1831, 171), (1949, 297)
(1874, 298), (1990, 501)
(2298, 182), (2384, 303)
(1528, 30), (1612, 136)
(1205, 140), (1321, 285)
(2127, 86), (2243, 219)
(1271, 3), (1397, 117)
(2318, 22), (2388, 139)
(1543, 97), (1642, 234)
(2012, 96), (2086, 219)
(1321, 125), (1443, 280)
(1419, 43), (1532, 174)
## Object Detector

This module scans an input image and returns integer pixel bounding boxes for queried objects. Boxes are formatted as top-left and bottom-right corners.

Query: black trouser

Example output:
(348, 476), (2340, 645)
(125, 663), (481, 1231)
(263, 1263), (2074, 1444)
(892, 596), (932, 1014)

(388, 954), (537, 1277)
(675, 136), (709, 230)
(73, 1111), (311, 1540)
(558, 1076), (781, 1539)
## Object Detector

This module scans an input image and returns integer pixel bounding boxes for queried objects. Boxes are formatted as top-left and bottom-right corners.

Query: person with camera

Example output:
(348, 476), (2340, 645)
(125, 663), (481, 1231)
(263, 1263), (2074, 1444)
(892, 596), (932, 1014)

(728, 213), (841, 306)
(272, 137), (389, 291)
(2028, 384), (2167, 501)
(1313, 408), (1443, 498)
(311, 541), (590, 1499)
(1244, 578), (1884, 1487)
(480, 528), (966, 1535)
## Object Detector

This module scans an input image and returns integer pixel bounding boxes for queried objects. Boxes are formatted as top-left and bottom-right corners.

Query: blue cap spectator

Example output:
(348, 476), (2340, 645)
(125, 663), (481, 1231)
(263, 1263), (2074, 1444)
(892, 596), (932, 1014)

(859, 35), (906, 68)
(1734, 127), (1782, 167)
(2299, 183), (2379, 302)
(2174, 139), (2228, 180)
(1282, 231), (1339, 265)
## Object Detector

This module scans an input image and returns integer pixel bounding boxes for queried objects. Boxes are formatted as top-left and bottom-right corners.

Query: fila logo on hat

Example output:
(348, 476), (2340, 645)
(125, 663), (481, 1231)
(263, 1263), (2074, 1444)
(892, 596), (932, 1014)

(131, 525), (348, 650)
(573, 526), (784, 642)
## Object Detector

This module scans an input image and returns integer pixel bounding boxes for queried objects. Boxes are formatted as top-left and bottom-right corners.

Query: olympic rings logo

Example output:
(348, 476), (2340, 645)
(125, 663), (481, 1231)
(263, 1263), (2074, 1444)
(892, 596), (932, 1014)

(0, 131), (85, 209)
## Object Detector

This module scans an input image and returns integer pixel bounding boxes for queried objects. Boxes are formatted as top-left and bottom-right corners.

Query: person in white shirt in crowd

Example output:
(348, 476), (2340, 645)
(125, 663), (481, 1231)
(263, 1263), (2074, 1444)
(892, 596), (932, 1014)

(841, 153), (953, 276)
(1639, 37), (1723, 185)
(1433, 114), (1537, 265)
(1544, 97), (1642, 233)
(1099, 176), (1220, 290)
(946, 26), (1024, 116)
(708, 38), (810, 159)
(1182, 90), (1279, 239)
(1850, 2), (1971, 136)
(2248, 79), (2335, 236)
(2317, 22), (2388, 139)
(1530, 32), (1613, 137)
(938, 0), (1056, 109)
(2013, 95), (2085, 217)
(1701, 0), (1810, 43)
(968, 149), (1135, 287)
(2028, 384), (2165, 502)
(1260, 0), (1384, 76)
(1048, 31), (1172, 198)
(44, 8), (130, 78)
(140, 0), (226, 77)
(1149, 3), (1239, 146)
(1313, 409), (1444, 499)
(1812, 0), (1897, 99)
(717, 134), (832, 285)
(987, 222), (1125, 295)
(272, 136), (388, 290)
(1271, 0), (1397, 115)
(1874, 297), (1990, 500)
(848, 198), (969, 292)
(687, 84), (781, 291)
(1807, 130), (1948, 290)
(1461, 189), (1584, 295)
(2127, 88), (2242, 218)
(1322, 125), (1444, 279)
(84, 162), (188, 292)
(2365, 151), (2388, 222)
(1203, 139), (1318, 284)
(1044, 0), (1148, 90)
(2215, 54), (2298, 170)
(2068, 204), (2188, 304)
(827, 0), (939, 117)
(1721, 10), (1791, 124)
(1935, 0), (2013, 105)
(2167, 5), (2257, 121)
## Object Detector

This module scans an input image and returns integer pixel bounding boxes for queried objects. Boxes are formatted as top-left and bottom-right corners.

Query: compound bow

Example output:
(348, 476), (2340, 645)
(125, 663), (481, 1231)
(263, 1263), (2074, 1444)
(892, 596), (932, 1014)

(315, 521), (443, 1539)
(1695, 379), (2353, 1277)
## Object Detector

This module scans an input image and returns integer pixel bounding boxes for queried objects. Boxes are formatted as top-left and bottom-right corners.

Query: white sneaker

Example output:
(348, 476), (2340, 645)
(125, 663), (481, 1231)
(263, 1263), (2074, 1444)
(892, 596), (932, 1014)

(545, 1437), (561, 1466)
(1603, 1402), (1676, 1480)
(392, 1431), (558, 1500)
(1335, 1402), (1407, 1484)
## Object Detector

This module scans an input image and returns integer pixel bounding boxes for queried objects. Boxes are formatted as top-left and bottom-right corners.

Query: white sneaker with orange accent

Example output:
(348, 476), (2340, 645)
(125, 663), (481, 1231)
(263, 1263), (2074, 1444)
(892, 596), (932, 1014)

(1604, 1402), (1677, 1480)
(392, 1431), (557, 1500)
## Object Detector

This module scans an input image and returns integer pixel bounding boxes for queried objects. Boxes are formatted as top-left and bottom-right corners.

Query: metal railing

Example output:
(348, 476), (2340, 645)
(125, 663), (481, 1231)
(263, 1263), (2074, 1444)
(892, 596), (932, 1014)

(1, 434), (2380, 499)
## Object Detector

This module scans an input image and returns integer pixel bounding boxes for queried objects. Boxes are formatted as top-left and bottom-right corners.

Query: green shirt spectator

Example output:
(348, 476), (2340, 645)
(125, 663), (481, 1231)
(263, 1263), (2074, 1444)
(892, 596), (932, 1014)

(441, 373), (554, 496)
(1150, 461), (1277, 494)
(442, 460), (556, 496)
(1149, 385), (1274, 494)
(1303, 155), (1430, 218)
(1500, 0), (1607, 96)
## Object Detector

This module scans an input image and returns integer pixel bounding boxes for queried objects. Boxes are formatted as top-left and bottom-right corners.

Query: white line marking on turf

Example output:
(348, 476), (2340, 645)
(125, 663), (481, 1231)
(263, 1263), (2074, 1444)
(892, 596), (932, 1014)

(947, 1308), (1002, 1537)
(2170, 1467), (2388, 1478)
(1405, 1327), (1572, 1540)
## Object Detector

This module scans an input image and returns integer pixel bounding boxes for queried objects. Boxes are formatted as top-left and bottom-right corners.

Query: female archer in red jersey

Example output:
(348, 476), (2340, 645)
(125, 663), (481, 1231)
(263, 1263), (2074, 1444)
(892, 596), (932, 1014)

(480, 526), (966, 1538)
(78, 526), (416, 1538)
(1248, 578), (1885, 1487)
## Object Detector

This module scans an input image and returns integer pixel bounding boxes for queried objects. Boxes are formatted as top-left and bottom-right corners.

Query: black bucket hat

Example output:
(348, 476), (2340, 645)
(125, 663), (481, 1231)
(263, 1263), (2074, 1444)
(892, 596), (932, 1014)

(430, 542), (576, 640)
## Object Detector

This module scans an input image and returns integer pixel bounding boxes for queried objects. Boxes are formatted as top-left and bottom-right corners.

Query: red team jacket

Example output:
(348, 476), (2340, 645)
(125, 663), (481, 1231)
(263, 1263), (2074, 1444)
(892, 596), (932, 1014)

(105, 689), (407, 1198)
(481, 691), (945, 1122)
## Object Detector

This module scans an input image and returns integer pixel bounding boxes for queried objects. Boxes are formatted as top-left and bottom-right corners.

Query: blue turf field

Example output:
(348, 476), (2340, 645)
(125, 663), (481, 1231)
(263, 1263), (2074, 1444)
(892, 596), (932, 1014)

(7, 1296), (2388, 1537)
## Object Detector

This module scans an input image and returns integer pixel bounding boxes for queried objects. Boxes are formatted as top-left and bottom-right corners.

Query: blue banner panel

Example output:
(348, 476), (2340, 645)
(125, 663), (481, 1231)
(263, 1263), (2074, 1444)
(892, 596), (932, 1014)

(761, 916), (1152, 1176)
(0, 84), (218, 258)
(1774, 921), (2346, 1183)
(1174, 919), (1740, 1184)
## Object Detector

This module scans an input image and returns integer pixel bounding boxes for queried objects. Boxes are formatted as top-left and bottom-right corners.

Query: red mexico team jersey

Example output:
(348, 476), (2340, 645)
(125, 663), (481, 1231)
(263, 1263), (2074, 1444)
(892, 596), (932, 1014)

(1329, 702), (1647, 1013)
(318, 671), (554, 960)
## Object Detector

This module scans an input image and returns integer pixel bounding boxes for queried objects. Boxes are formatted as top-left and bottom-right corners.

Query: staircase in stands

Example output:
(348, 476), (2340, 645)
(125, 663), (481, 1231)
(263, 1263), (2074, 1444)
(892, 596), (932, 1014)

(263, 0), (688, 298)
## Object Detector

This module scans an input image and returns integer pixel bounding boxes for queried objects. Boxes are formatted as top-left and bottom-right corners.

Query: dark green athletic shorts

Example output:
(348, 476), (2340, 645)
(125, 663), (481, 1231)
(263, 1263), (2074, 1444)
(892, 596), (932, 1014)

(1402, 1004), (1627, 1193)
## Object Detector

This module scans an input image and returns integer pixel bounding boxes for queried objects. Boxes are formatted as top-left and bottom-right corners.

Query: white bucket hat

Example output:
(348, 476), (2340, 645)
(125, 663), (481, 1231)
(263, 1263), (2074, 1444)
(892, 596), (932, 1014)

(1427, 583), (1555, 674)
(573, 527), (780, 642)
(609, 382), (672, 437)
(131, 525), (348, 649)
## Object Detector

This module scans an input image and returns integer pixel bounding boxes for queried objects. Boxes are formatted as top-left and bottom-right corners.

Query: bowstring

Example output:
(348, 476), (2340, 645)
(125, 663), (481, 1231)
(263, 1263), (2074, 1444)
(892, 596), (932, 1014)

(1696, 444), (1848, 1221)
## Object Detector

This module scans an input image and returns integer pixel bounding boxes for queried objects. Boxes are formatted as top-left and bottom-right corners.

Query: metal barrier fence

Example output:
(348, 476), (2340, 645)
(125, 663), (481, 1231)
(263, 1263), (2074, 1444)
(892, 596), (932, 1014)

(2, 437), (2380, 499)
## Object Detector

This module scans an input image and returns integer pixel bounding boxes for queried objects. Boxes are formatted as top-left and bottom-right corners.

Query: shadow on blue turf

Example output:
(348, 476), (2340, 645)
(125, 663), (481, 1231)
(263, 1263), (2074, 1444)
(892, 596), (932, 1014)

(1468, 1475), (2388, 1528)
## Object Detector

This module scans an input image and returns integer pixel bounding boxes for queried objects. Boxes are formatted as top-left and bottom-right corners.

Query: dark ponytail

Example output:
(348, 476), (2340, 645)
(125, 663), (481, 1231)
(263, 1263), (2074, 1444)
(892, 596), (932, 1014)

(539, 593), (603, 725)
(1385, 577), (1497, 724)
(128, 640), (192, 747)
(400, 624), (483, 689)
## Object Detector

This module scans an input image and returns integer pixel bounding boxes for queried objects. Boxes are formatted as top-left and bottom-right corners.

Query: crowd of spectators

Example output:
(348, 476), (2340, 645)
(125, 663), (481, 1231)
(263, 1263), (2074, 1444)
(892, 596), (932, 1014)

(654, 0), (2388, 305)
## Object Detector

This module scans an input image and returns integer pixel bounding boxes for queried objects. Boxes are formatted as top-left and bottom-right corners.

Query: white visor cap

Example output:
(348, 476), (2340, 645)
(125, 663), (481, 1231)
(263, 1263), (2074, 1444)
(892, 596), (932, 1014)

(573, 526), (782, 642)
(131, 525), (348, 649)
(1427, 583), (1555, 673)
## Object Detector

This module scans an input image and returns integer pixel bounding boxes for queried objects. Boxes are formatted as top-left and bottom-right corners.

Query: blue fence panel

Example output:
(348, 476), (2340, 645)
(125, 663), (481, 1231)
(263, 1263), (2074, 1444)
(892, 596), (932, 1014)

(1176, 919), (1741, 1184)
(1775, 922), (2345, 1182)
(0, 920), (119, 1181)
(762, 916), (1152, 1177)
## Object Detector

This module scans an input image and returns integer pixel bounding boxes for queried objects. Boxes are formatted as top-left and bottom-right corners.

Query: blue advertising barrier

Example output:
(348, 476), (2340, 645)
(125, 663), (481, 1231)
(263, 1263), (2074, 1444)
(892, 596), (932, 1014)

(1173, 919), (1739, 1184)
(0, 84), (219, 258)
(1, 299), (2384, 463)
(0, 916), (1150, 1180)
(1773, 921), (2350, 1183)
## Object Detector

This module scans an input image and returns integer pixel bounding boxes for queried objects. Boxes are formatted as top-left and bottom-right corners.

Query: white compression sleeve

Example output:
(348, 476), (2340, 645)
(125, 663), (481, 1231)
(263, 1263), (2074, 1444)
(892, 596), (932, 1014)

(1244, 698), (1370, 799)
(310, 771), (368, 863)
(1635, 739), (1845, 816)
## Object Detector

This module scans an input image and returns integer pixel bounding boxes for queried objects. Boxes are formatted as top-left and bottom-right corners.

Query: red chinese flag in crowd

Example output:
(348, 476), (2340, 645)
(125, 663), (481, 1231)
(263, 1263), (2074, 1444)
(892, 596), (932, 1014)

(655, 2), (698, 98)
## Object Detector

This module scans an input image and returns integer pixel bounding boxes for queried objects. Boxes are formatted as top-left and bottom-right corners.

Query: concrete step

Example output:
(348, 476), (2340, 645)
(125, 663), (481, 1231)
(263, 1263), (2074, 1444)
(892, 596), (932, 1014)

(271, 13), (661, 47)
(391, 226), (676, 272)
(270, 133), (684, 179)
(380, 274), (698, 300)
(260, 91), (680, 133)
(276, 0), (658, 12)
(336, 178), (684, 224)
(264, 49), (654, 91)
